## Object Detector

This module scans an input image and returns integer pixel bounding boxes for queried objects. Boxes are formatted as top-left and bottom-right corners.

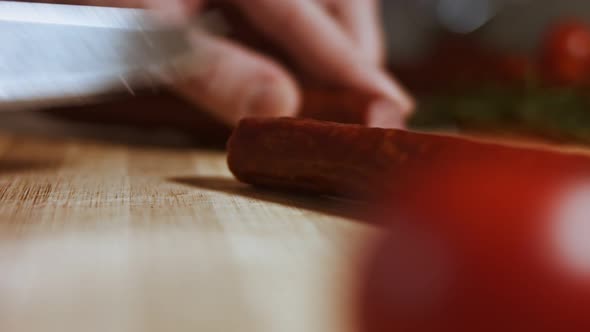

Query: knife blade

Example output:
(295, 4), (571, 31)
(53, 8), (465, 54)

(0, 1), (215, 111)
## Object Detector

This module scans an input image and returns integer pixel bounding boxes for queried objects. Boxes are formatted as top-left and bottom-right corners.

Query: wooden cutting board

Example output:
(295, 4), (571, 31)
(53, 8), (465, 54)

(2, 111), (589, 332)
(0, 112), (379, 332)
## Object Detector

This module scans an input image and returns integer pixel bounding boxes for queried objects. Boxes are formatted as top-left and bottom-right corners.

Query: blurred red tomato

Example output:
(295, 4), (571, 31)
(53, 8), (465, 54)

(541, 20), (590, 86)
(391, 36), (534, 93)
(360, 140), (590, 332)
(496, 54), (535, 83)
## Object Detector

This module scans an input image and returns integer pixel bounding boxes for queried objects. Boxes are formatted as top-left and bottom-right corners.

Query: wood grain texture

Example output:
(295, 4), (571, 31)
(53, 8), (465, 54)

(0, 112), (380, 332)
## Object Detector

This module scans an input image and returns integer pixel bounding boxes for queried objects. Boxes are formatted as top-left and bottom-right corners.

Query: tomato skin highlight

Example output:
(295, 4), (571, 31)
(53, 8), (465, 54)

(541, 20), (590, 86)
(361, 149), (590, 332)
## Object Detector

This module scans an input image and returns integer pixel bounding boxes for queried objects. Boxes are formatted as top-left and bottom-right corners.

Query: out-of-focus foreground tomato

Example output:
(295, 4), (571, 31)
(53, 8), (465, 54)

(541, 20), (590, 86)
(360, 140), (590, 332)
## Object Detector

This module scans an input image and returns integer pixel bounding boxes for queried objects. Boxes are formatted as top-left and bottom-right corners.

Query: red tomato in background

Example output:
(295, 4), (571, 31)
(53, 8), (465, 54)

(541, 20), (590, 86)
(496, 54), (535, 83)
(360, 141), (590, 332)
(390, 36), (535, 94)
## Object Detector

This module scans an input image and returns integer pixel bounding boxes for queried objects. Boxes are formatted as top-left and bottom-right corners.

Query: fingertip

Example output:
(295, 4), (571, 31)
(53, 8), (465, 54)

(371, 70), (415, 115)
(241, 75), (300, 121)
(367, 99), (407, 129)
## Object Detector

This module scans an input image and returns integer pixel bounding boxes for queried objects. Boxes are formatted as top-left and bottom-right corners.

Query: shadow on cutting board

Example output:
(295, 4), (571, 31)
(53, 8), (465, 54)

(170, 176), (370, 222)
(0, 92), (230, 150)
(0, 159), (59, 175)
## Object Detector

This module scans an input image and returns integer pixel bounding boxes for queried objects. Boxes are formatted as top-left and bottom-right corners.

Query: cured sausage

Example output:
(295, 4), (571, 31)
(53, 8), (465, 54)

(227, 117), (590, 199)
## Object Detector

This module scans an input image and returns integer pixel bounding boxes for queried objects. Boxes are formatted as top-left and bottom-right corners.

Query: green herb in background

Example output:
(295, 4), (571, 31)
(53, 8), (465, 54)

(409, 86), (590, 144)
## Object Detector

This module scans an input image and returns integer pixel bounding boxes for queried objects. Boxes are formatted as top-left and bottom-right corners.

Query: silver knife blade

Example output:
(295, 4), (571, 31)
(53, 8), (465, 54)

(0, 1), (202, 111)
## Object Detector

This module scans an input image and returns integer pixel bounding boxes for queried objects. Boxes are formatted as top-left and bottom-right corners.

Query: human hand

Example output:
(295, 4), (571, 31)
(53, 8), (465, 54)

(52, 0), (414, 128)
